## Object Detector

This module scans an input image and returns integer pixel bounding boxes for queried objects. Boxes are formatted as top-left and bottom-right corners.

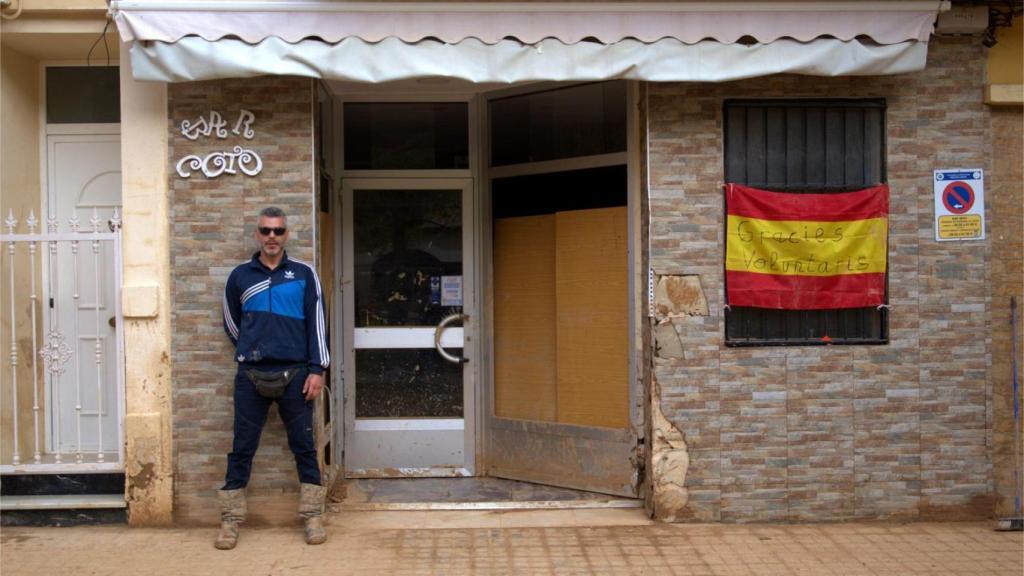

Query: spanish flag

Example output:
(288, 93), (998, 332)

(725, 184), (888, 310)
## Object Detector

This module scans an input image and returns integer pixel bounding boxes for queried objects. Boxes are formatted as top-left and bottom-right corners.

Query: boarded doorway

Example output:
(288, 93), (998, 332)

(484, 83), (640, 497)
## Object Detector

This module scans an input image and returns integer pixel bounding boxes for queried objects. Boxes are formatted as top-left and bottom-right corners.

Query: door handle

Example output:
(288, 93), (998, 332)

(108, 317), (116, 328)
(434, 313), (469, 364)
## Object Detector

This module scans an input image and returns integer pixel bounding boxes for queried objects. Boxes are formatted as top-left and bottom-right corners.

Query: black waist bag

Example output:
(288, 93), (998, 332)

(246, 367), (300, 399)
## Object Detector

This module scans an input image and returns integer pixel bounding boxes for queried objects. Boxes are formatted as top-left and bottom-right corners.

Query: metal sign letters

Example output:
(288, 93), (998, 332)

(175, 109), (264, 179)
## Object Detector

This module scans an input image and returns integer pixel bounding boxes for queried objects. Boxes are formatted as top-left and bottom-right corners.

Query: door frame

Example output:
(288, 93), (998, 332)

(326, 82), (645, 487)
(329, 91), (482, 476)
(44, 132), (123, 455)
(478, 81), (645, 488)
(338, 177), (480, 477)
(38, 61), (123, 460)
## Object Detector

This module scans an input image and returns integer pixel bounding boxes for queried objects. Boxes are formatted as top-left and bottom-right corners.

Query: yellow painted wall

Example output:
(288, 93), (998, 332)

(989, 19), (1023, 85)
(119, 43), (173, 525)
(0, 44), (43, 464)
(15, 0), (106, 11)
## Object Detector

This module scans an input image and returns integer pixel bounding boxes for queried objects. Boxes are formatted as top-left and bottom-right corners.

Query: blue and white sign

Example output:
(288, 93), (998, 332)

(934, 169), (984, 241)
(441, 276), (463, 307)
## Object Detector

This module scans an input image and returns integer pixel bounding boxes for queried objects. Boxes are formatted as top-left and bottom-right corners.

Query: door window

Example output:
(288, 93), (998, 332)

(46, 67), (120, 124)
(343, 180), (474, 475)
(352, 188), (465, 419)
(344, 102), (469, 170)
(489, 82), (626, 166)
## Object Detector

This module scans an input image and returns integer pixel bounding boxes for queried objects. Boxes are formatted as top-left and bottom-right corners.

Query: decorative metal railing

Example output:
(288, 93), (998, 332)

(1, 208), (124, 473)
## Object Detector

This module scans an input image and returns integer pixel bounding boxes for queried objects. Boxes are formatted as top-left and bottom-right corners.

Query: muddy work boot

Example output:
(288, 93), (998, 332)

(215, 488), (247, 550)
(298, 483), (327, 545)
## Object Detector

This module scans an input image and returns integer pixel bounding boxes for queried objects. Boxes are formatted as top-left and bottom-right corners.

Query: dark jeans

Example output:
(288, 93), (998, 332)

(222, 364), (321, 490)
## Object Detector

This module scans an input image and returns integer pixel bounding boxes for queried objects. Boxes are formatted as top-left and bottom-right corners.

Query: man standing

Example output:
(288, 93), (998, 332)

(217, 206), (329, 549)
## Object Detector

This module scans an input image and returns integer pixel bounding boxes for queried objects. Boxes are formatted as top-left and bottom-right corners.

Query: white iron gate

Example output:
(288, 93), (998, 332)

(1, 208), (124, 473)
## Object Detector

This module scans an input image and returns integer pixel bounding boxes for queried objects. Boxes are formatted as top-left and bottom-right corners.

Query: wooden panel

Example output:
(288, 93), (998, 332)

(493, 215), (557, 422)
(555, 207), (629, 429)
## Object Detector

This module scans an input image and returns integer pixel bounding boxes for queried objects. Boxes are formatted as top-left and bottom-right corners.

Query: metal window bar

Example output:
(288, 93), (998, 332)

(1, 208), (124, 473)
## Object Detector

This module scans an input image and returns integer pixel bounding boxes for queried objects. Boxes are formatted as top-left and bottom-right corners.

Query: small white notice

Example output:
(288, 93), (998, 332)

(934, 169), (985, 241)
(441, 276), (463, 306)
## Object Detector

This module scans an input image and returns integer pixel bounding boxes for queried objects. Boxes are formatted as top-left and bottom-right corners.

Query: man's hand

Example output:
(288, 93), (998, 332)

(303, 373), (324, 401)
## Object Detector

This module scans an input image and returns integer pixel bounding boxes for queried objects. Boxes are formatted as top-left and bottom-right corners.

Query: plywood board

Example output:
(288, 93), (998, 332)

(493, 215), (557, 422)
(555, 207), (629, 429)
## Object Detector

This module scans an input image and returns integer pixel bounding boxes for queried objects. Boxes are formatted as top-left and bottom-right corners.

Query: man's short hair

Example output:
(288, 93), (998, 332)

(257, 206), (287, 226)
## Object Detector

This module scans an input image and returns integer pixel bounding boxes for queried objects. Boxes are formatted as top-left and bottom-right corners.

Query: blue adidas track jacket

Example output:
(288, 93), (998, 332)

(222, 252), (330, 374)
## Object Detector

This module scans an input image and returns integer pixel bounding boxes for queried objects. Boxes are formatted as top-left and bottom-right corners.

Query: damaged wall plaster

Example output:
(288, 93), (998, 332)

(649, 274), (701, 517)
(654, 275), (709, 318)
(653, 275), (708, 359)
(650, 379), (690, 521)
(654, 323), (685, 359)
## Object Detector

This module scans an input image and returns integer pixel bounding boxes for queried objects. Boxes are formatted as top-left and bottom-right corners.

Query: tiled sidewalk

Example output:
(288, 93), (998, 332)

(2, 510), (1021, 575)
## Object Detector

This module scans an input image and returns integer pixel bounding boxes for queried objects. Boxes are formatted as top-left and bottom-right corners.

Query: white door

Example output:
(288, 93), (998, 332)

(46, 133), (121, 455)
(342, 179), (476, 476)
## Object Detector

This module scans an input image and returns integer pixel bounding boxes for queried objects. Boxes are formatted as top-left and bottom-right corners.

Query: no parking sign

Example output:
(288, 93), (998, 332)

(934, 169), (985, 241)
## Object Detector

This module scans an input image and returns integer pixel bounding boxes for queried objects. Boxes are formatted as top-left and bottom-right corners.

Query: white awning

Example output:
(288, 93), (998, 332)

(128, 36), (930, 84)
(110, 1), (948, 84)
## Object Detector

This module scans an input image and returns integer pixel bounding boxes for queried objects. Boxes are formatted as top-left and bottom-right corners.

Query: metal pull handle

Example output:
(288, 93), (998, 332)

(434, 313), (469, 364)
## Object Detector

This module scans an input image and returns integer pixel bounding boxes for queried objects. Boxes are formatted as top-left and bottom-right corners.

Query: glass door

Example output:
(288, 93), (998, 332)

(342, 179), (475, 476)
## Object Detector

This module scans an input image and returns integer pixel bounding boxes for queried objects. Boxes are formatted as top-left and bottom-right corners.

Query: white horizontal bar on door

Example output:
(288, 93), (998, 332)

(354, 327), (463, 349)
(354, 418), (465, 431)
(346, 467), (472, 478)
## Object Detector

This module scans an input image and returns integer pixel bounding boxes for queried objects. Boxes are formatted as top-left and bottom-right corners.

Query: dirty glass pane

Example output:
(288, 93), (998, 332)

(344, 102), (469, 170)
(490, 81), (626, 166)
(492, 165), (627, 219)
(354, 189), (462, 327)
(355, 349), (464, 417)
(46, 67), (120, 124)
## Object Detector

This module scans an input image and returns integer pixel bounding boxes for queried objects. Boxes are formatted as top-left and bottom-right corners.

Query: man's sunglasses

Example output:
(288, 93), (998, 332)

(258, 227), (287, 236)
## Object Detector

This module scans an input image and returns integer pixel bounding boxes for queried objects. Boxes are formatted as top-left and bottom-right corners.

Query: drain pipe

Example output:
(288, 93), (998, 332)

(997, 296), (1023, 531)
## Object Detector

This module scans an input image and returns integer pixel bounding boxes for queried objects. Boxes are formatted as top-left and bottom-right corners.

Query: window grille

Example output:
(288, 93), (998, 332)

(723, 99), (888, 346)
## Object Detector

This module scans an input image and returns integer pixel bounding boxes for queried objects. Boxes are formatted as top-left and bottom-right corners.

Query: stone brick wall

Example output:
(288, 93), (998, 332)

(647, 38), (999, 522)
(160, 40), (1013, 525)
(168, 77), (314, 523)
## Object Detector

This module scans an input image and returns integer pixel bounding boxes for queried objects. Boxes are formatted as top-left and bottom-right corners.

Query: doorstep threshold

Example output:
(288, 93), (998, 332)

(0, 494), (127, 511)
(339, 499), (643, 511)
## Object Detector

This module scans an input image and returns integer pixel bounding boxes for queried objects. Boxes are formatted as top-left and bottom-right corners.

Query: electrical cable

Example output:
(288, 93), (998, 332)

(87, 18), (113, 67)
